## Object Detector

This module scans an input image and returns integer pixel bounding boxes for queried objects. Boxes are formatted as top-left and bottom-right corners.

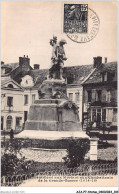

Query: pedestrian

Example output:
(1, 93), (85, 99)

(10, 128), (14, 140)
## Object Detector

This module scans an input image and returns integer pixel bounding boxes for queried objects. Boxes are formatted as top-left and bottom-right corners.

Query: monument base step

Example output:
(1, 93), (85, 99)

(15, 130), (89, 140)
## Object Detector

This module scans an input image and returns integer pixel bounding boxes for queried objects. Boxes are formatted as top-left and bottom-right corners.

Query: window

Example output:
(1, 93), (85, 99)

(106, 91), (111, 102)
(102, 109), (106, 121)
(8, 84), (14, 88)
(75, 93), (80, 103)
(7, 116), (12, 129)
(26, 80), (28, 84)
(96, 90), (101, 101)
(69, 93), (73, 101)
(24, 95), (28, 105)
(113, 108), (117, 122)
(7, 97), (13, 107)
(16, 117), (22, 127)
(87, 90), (92, 102)
(106, 108), (113, 122)
(32, 94), (36, 104)
(102, 72), (107, 82)
(92, 108), (96, 122)
(97, 108), (101, 123)
(92, 108), (102, 123)
(1, 117), (4, 130)
(102, 90), (106, 102)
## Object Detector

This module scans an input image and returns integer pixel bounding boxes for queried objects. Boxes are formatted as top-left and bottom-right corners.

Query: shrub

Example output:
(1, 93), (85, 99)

(1, 139), (34, 177)
(63, 138), (89, 168)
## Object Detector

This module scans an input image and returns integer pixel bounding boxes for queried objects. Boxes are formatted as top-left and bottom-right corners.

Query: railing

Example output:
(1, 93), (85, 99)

(1, 162), (117, 187)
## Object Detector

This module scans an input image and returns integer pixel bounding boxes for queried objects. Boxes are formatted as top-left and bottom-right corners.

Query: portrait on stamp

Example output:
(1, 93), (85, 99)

(64, 4), (88, 33)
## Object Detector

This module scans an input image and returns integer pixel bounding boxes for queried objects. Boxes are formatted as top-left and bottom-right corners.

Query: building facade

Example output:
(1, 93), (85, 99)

(64, 65), (93, 123)
(1, 79), (24, 132)
(1, 56), (117, 133)
(82, 57), (117, 133)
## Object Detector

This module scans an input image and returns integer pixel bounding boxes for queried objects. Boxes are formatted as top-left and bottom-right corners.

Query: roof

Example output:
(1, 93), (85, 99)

(64, 64), (93, 85)
(82, 62), (117, 85)
(28, 69), (49, 89)
(29, 64), (94, 89)
(1, 62), (19, 70)
(1, 78), (24, 91)
(101, 62), (117, 73)
(3, 61), (117, 90)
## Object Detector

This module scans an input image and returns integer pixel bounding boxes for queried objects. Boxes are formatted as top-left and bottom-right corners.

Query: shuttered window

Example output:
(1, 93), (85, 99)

(106, 108), (113, 122)
(32, 94), (36, 104)
(102, 109), (106, 121)
(106, 91), (111, 102)
(113, 108), (117, 122)
(24, 95), (28, 105)
(102, 90), (106, 102)
(87, 90), (92, 102)
(7, 97), (13, 107)
(92, 90), (96, 102)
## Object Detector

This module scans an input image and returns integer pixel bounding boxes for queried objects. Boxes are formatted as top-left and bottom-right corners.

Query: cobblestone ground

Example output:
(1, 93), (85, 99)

(21, 140), (117, 162)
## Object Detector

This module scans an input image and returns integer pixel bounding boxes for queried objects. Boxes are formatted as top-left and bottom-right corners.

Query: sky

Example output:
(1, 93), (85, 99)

(1, 1), (117, 69)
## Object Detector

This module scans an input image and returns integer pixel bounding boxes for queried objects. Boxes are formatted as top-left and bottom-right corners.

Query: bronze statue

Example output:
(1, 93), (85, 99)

(49, 36), (67, 80)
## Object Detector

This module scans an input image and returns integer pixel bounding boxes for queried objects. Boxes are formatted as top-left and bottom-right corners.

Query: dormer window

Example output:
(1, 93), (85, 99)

(102, 72), (107, 82)
(107, 72), (115, 82)
(8, 84), (14, 88)
(21, 75), (34, 87)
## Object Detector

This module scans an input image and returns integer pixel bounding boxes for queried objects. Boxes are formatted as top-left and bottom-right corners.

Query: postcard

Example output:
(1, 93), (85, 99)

(1, 0), (118, 191)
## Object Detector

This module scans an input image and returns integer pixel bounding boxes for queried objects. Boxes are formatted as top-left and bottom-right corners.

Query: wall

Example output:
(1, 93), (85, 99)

(1, 89), (24, 131)
(21, 75), (34, 87)
(83, 83), (117, 127)
(1, 87), (39, 131)
(67, 86), (83, 123)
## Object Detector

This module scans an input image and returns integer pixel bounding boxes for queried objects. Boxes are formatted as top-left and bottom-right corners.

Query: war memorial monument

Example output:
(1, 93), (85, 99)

(16, 36), (88, 147)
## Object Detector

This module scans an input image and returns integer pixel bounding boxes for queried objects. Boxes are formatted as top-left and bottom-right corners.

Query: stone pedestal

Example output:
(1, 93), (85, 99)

(90, 137), (99, 161)
(24, 79), (81, 132)
(38, 79), (67, 99)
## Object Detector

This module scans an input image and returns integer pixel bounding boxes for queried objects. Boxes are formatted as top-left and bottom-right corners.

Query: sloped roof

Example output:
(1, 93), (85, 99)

(1, 62), (19, 70)
(100, 62), (117, 73)
(12, 64), (93, 89)
(64, 64), (93, 85)
(6, 61), (117, 90)
(10, 64), (94, 89)
(28, 69), (49, 89)
(30, 64), (94, 89)
(82, 62), (117, 85)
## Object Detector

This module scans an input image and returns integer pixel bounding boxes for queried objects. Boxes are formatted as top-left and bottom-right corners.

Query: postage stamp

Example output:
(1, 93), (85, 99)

(64, 4), (100, 43)
(64, 4), (88, 33)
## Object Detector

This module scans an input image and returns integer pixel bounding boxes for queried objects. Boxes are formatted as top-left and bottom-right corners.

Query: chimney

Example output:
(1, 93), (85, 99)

(34, 64), (40, 70)
(19, 55), (30, 72)
(93, 56), (102, 68)
(104, 57), (107, 63)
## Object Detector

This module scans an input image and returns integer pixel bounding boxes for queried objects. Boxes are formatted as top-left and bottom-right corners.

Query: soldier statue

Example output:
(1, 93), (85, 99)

(49, 36), (67, 80)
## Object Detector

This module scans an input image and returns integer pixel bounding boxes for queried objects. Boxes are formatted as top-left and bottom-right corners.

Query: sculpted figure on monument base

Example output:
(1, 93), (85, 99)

(49, 36), (67, 80)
